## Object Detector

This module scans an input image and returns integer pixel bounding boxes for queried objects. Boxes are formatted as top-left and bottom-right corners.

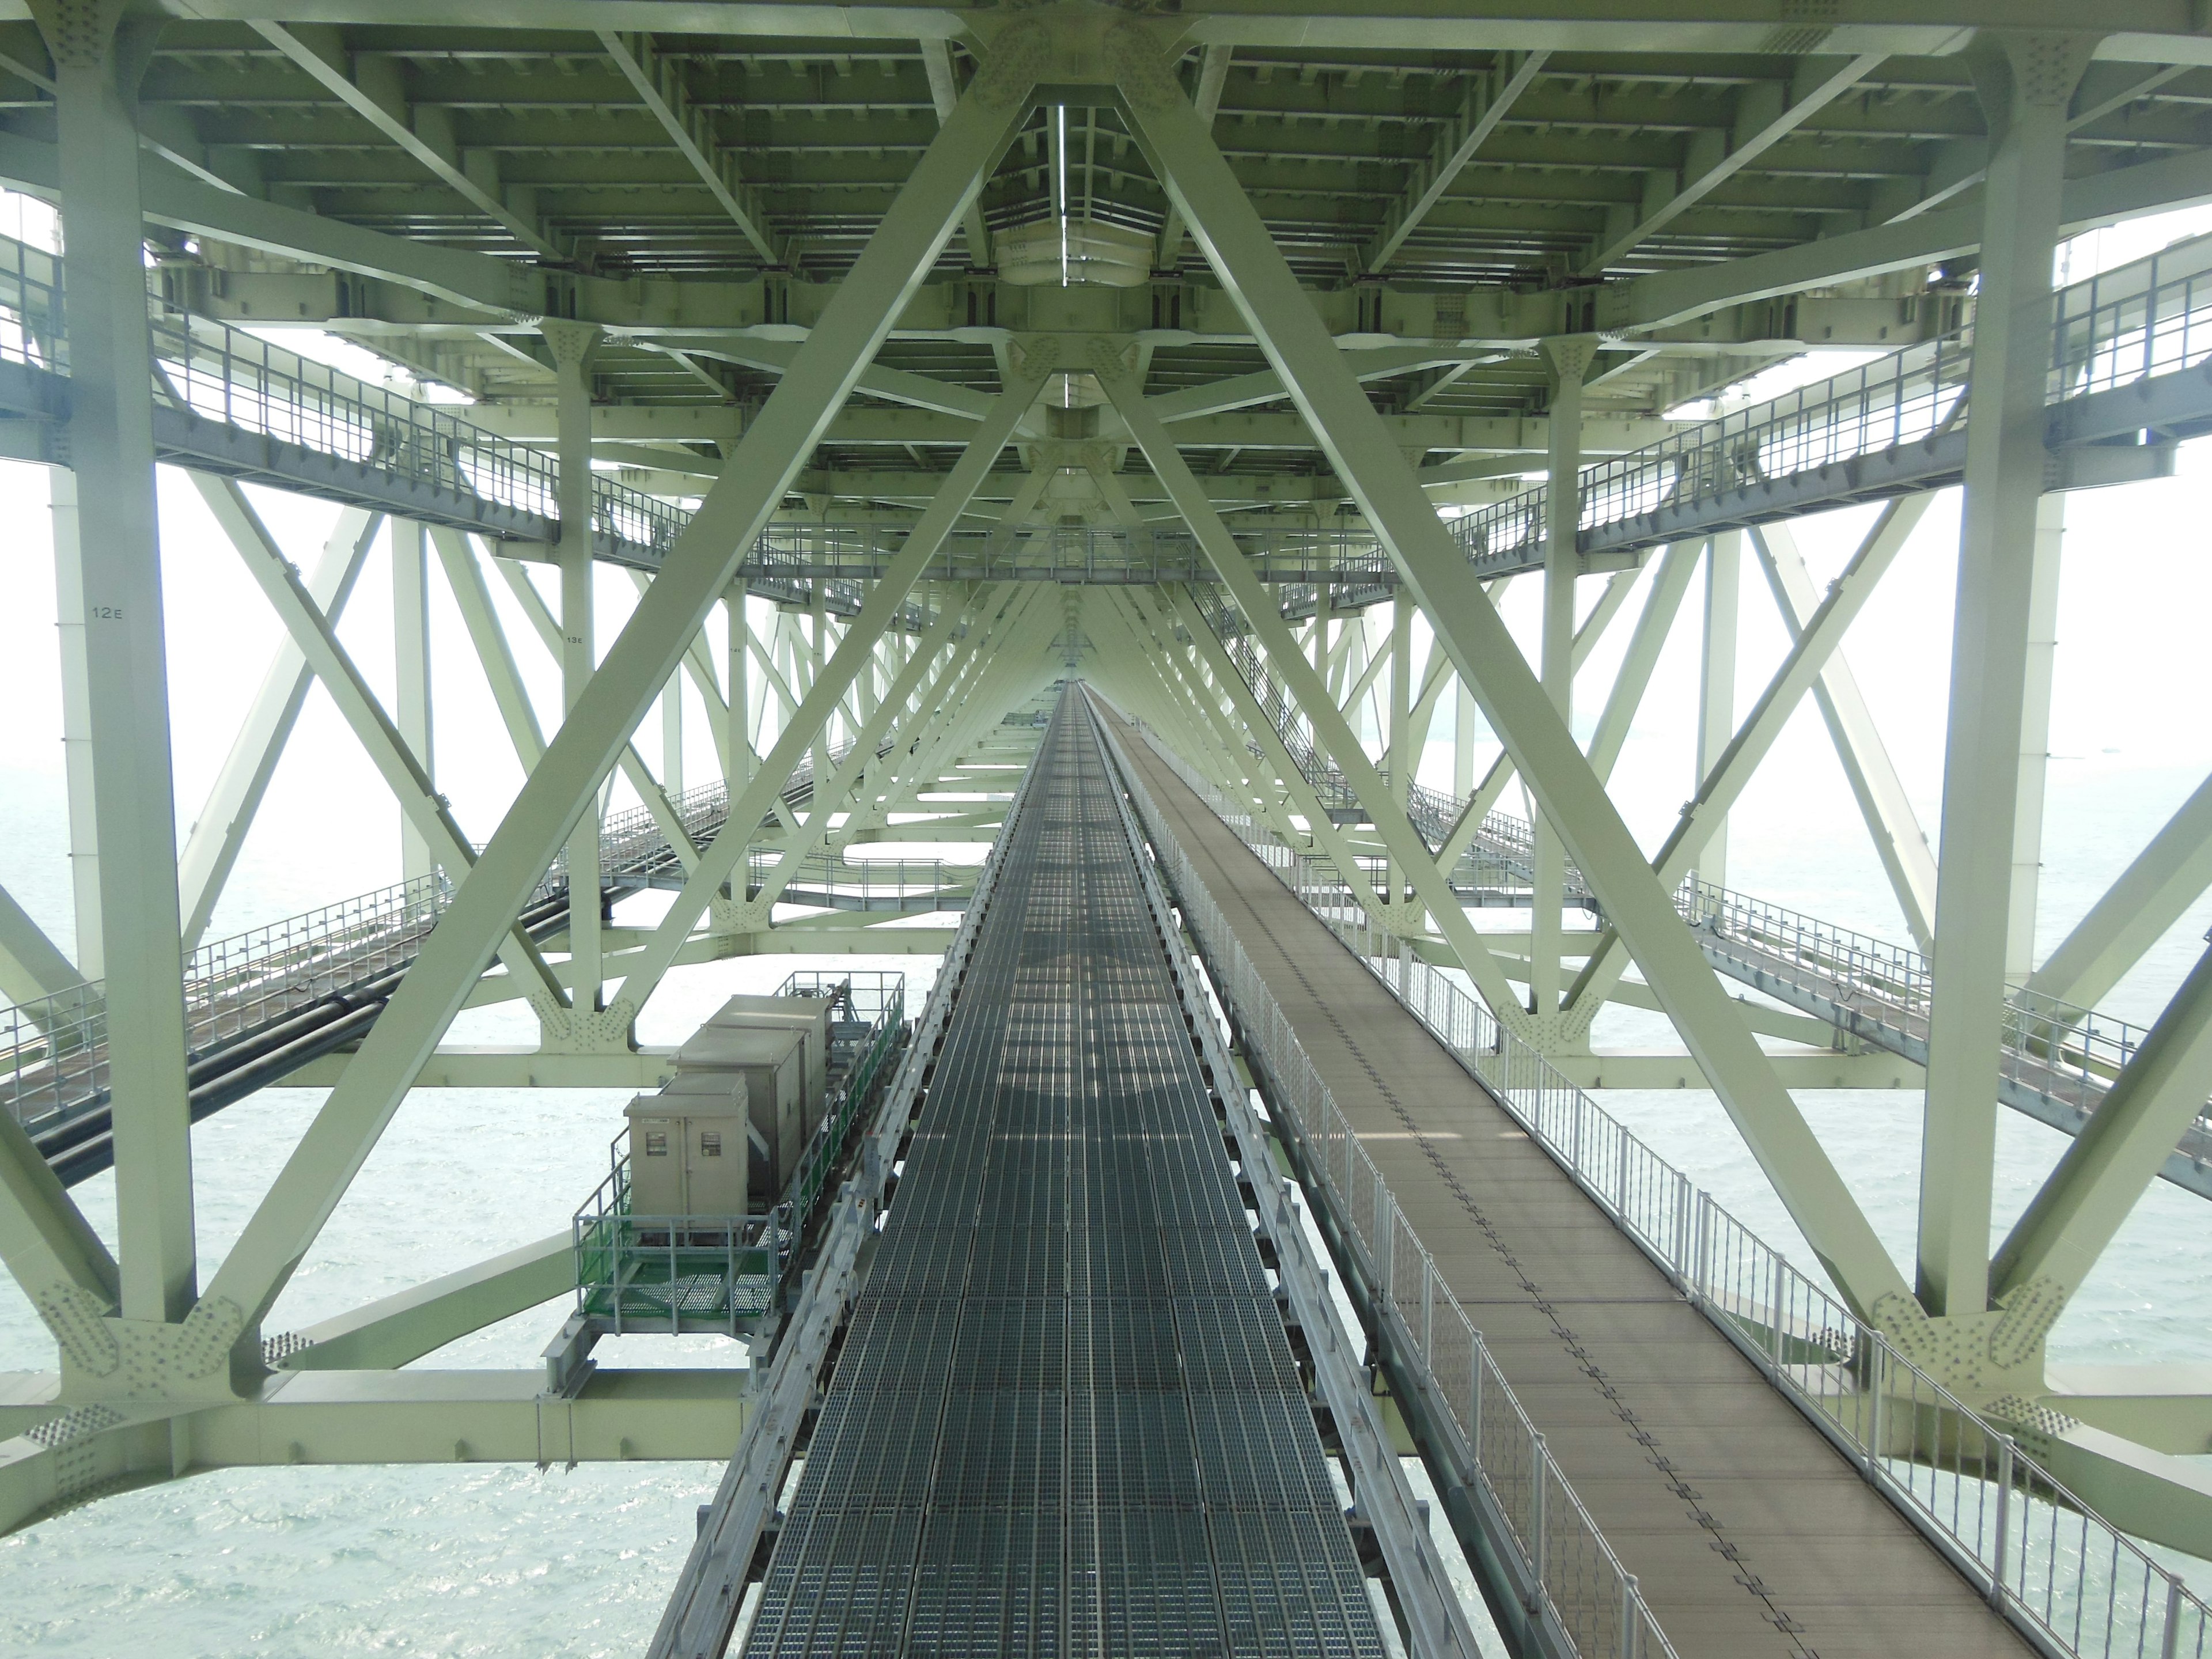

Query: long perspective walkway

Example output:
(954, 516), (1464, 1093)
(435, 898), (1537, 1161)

(1103, 692), (2033, 1659)
(738, 695), (1385, 1658)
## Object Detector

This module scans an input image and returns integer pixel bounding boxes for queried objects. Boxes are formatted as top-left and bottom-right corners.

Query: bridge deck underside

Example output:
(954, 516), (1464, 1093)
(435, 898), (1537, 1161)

(741, 700), (1382, 1659)
(1113, 724), (2033, 1659)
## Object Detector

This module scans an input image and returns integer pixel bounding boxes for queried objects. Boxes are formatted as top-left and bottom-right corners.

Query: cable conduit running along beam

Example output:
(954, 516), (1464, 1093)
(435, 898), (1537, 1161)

(1112, 709), (2212, 1659)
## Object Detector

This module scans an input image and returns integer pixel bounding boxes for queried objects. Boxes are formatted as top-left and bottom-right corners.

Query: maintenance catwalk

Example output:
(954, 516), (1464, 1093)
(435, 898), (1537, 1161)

(739, 695), (1385, 1658)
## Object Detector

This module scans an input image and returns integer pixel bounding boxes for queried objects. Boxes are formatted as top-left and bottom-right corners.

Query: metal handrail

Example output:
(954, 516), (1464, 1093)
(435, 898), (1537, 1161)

(1455, 332), (1972, 570)
(1681, 877), (2211, 1156)
(1, 873), (449, 1128)
(1110, 718), (1678, 1659)
(1135, 721), (2212, 1659)
(1458, 230), (2212, 572)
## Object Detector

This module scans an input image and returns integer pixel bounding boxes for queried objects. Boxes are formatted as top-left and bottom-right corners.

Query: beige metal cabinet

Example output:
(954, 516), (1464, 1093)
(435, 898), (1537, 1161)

(672, 1024), (808, 1204)
(623, 1077), (750, 1217)
(707, 994), (832, 1143)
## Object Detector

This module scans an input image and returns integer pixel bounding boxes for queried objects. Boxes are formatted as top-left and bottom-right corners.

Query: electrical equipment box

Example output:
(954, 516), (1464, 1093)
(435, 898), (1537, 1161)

(706, 994), (832, 1143)
(672, 1024), (808, 1204)
(624, 1077), (749, 1217)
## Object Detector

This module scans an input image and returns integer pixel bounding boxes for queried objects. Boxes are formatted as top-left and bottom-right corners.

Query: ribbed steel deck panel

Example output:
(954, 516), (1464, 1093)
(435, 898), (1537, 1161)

(741, 698), (1385, 1659)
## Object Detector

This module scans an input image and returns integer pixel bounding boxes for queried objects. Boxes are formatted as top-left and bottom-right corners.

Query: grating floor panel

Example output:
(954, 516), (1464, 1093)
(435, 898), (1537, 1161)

(740, 692), (1385, 1659)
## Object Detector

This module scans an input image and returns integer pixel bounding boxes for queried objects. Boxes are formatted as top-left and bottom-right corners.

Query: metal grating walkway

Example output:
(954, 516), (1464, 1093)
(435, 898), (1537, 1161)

(740, 694), (1385, 1659)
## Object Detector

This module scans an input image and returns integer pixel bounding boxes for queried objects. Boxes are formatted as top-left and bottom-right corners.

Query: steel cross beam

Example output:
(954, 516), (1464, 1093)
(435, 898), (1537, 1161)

(1100, 359), (1532, 1027)
(737, 590), (990, 926)
(433, 529), (549, 770)
(2027, 770), (2212, 1015)
(1577, 53), (1887, 276)
(1431, 565), (1644, 888)
(1753, 519), (1940, 955)
(177, 507), (382, 951)
(599, 32), (781, 266)
(888, 593), (1065, 800)
(1152, 586), (1391, 912)
(605, 374), (1045, 1022)
(1364, 50), (1547, 274)
(487, 558), (704, 877)
(1993, 938), (2212, 1305)
(1108, 25), (1909, 1316)
(194, 473), (568, 1006)
(1564, 493), (1929, 1019)
(1584, 545), (1701, 789)
(247, 23), (562, 261)
(192, 43), (1043, 1340)
(0, 1104), (118, 1315)
(0, 883), (80, 1005)
(834, 588), (1012, 846)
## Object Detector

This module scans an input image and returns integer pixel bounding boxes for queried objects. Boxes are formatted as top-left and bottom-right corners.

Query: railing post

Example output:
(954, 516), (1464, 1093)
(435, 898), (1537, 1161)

(1769, 1251), (1787, 1369)
(1620, 1573), (1642, 1659)
(1865, 1339), (1885, 1482)
(1528, 1431), (1550, 1613)
(1989, 1434), (2014, 1609)
(1469, 1330), (1486, 1461)
(2161, 1575), (2184, 1659)
(1421, 1256), (1434, 1357)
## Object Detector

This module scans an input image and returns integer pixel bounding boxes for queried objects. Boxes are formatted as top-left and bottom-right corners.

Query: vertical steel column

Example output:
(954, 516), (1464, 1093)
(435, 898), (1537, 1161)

(1694, 529), (1741, 897)
(1388, 589), (1412, 907)
(180, 509), (382, 949)
(1918, 30), (2092, 1317)
(1453, 679), (1476, 800)
(1533, 336), (1595, 1017)
(392, 518), (436, 887)
(662, 672), (684, 802)
(2008, 494), (2064, 986)
(725, 582), (751, 790)
(546, 320), (604, 1010)
(200, 34), (1047, 1336)
(38, 0), (197, 1321)
(49, 468), (100, 978)
(809, 579), (830, 799)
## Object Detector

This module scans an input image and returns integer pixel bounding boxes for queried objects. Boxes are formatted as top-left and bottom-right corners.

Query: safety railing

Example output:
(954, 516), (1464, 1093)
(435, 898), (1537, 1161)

(1458, 231), (2212, 573)
(1108, 719), (1676, 1659)
(1683, 878), (2212, 1158)
(2052, 238), (2212, 402)
(0, 873), (449, 1130)
(774, 969), (904, 1226)
(0, 231), (701, 565)
(151, 310), (562, 521)
(571, 970), (904, 1334)
(746, 850), (967, 911)
(1126, 718), (2212, 1659)
(0, 232), (63, 373)
(571, 1154), (789, 1336)
(743, 520), (1400, 586)
(1455, 331), (1972, 570)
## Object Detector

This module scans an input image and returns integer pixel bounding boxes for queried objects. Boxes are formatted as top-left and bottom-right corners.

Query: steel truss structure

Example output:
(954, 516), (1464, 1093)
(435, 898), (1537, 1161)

(4, 1), (2212, 1652)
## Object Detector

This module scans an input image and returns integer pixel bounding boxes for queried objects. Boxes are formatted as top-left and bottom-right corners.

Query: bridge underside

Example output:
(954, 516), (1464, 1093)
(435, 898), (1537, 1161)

(2, 5), (2211, 1657)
